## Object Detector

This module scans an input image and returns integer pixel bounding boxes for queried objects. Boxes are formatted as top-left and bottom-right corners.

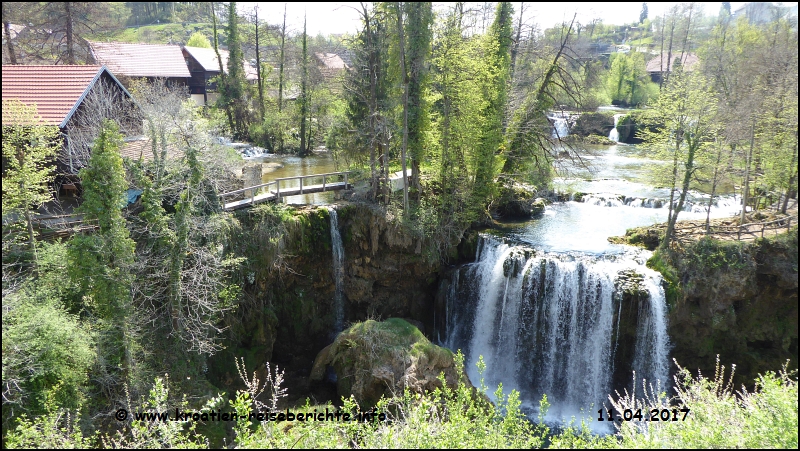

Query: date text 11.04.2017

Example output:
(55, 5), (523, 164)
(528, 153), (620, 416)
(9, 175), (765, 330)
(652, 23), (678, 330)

(598, 408), (690, 422)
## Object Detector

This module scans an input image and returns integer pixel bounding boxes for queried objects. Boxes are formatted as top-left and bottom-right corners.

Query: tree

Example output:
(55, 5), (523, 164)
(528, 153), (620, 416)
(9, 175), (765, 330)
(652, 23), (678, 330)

(186, 31), (211, 48)
(393, 2), (410, 213)
(299, 14), (309, 156)
(640, 3), (649, 24)
(1, 100), (60, 264)
(406, 2), (434, 203)
(222, 1), (248, 139)
(604, 52), (657, 107)
(502, 14), (581, 184)
(473, 2), (513, 214)
(67, 120), (136, 396)
(640, 71), (718, 249)
(344, 2), (391, 202)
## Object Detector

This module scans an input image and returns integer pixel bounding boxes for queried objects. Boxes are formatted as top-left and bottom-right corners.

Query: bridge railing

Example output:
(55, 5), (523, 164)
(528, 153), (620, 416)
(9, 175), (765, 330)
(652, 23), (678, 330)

(220, 171), (351, 206)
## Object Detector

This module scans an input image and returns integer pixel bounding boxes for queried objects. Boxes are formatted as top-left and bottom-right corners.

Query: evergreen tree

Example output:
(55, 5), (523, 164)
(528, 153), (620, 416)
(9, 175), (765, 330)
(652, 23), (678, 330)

(640, 3), (649, 24)
(224, 1), (247, 139)
(67, 120), (136, 393)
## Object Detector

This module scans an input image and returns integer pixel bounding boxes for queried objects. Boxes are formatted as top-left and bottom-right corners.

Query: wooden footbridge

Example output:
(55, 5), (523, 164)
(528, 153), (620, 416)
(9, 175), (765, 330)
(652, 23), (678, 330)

(221, 171), (352, 211)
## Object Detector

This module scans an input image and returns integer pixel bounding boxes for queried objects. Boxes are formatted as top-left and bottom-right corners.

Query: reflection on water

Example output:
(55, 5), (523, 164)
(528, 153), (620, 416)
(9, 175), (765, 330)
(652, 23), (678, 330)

(249, 152), (341, 205)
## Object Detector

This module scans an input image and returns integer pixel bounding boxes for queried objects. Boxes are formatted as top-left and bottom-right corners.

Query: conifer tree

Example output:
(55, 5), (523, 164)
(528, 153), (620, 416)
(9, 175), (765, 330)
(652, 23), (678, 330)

(67, 120), (136, 391)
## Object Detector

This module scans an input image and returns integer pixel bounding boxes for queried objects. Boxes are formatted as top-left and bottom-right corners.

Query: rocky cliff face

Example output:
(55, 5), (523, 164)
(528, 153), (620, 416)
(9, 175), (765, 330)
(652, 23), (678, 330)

(666, 233), (798, 387)
(207, 203), (456, 401)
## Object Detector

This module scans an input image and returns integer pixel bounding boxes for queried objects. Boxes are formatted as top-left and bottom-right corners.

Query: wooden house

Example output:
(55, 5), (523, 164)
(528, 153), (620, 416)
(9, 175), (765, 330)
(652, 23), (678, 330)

(2, 64), (142, 195)
(88, 41), (191, 88)
(182, 46), (258, 106)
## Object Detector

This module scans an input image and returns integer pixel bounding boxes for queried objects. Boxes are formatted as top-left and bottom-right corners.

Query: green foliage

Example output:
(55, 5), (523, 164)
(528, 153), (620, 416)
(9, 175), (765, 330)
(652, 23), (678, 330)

(67, 120), (135, 388)
(684, 236), (752, 271)
(646, 249), (680, 306)
(2, 290), (94, 418)
(186, 31), (211, 48)
(5, 406), (95, 449)
(103, 376), (207, 448)
(612, 358), (798, 449)
(1, 100), (60, 259)
(68, 120), (135, 319)
(603, 52), (658, 107)
(473, 2), (514, 212)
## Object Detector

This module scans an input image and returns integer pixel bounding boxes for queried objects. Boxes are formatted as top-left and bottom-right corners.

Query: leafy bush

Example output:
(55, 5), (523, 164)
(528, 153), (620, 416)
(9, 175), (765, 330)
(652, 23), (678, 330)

(611, 357), (798, 449)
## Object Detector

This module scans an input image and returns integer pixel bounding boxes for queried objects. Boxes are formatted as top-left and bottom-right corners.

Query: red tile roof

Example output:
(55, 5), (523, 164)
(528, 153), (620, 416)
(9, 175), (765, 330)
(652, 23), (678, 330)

(2, 65), (106, 127)
(119, 136), (183, 162)
(646, 52), (699, 73)
(89, 41), (191, 79)
(183, 46), (258, 80)
(315, 53), (347, 70)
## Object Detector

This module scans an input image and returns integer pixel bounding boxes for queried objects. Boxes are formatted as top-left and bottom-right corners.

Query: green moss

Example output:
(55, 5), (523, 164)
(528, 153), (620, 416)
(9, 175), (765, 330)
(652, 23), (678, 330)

(647, 250), (680, 307)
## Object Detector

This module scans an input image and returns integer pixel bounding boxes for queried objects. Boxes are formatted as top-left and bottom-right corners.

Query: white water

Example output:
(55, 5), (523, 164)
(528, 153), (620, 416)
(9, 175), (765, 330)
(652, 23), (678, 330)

(329, 208), (345, 333)
(608, 113), (626, 142)
(551, 115), (570, 139)
(445, 236), (671, 432)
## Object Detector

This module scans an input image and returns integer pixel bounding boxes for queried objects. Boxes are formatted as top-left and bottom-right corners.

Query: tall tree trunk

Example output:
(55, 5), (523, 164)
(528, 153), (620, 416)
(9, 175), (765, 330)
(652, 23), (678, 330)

(361, 3), (378, 201)
(678, 3), (693, 66)
(662, 139), (681, 249)
(255, 6), (264, 122)
(65, 2), (75, 64)
(299, 14), (308, 156)
(706, 139), (724, 233)
(3, 19), (17, 64)
(278, 5), (286, 114)
(740, 120), (755, 224)
(664, 12), (676, 87)
(396, 2), (409, 214)
(781, 131), (797, 214)
(277, 4), (287, 152)
(210, 3), (234, 134)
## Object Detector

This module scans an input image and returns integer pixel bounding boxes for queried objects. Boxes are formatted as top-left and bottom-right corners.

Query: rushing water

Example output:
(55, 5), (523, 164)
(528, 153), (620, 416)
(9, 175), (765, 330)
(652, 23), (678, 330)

(328, 207), (346, 334)
(439, 142), (740, 432)
(443, 236), (670, 432)
(608, 113), (626, 142)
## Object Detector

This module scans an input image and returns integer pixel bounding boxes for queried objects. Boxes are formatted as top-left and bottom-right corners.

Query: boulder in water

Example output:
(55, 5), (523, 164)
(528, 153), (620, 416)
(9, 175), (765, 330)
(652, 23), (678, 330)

(310, 318), (474, 407)
(492, 178), (542, 219)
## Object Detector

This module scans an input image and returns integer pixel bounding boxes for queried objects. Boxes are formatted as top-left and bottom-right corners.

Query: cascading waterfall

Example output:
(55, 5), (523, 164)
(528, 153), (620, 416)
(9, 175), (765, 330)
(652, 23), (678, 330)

(443, 235), (671, 424)
(578, 193), (741, 214)
(550, 114), (570, 139)
(608, 113), (626, 142)
(328, 208), (345, 333)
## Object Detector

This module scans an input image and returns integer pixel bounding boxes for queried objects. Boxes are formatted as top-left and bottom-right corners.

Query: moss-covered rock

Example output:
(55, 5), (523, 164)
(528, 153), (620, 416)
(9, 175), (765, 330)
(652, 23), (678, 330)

(310, 318), (473, 407)
(652, 232), (798, 388)
(492, 178), (541, 219)
(570, 112), (614, 137)
(608, 225), (663, 250)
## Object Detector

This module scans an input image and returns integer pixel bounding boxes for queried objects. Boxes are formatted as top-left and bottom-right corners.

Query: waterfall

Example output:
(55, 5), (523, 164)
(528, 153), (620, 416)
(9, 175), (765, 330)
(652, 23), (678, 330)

(550, 113), (570, 139)
(444, 235), (671, 422)
(608, 113), (626, 142)
(329, 208), (345, 333)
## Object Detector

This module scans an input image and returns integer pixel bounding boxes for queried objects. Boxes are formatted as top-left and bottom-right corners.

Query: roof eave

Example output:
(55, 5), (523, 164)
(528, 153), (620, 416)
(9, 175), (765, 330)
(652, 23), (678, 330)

(59, 65), (137, 129)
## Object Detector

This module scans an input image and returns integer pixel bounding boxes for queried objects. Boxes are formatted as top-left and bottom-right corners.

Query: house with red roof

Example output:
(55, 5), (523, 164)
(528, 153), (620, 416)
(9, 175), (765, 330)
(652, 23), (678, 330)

(645, 52), (699, 84)
(182, 46), (258, 106)
(88, 41), (192, 87)
(2, 64), (141, 196)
